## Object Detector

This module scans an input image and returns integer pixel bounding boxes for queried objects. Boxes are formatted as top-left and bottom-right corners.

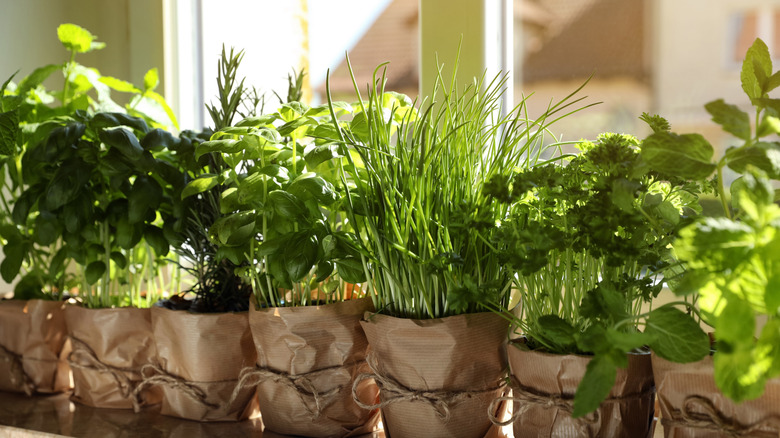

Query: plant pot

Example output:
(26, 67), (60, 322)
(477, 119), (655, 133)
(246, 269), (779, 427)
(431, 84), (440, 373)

(242, 297), (379, 437)
(0, 299), (71, 395)
(501, 341), (655, 438)
(65, 305), (159, 409)
(144, 306), (259, 421)
(356, 311), (509, 438)
(653, 353), (780, 437)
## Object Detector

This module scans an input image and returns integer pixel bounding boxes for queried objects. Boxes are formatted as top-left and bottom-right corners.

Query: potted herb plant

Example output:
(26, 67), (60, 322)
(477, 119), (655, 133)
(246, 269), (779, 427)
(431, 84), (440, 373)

(0, 23), (176, 402)
(328, 61), (593, 438)
(481, 129), (710, 436)
(180, 55), (379, 434)
(642, 38), (780, 437)
(133, 47), (262, 422)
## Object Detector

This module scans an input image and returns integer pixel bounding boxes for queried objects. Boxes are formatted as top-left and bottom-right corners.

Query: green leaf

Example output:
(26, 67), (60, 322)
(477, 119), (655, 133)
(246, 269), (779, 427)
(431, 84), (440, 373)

(91, 112), (150, 133)
(181, 174), (220, 199)
(535, 315), (577, 350)
(726, 142), (780, 178)
(1, 242), (26, 283)
(115, 219), (143, 250)
(642, 132), (716, 180)
(85, 260), (106, 285)
(675, 217), (753, 272)
(645, 307), (709, 363)
(335, 257), (366, 283)
(141, 128), (178, 151)
(99, 127), (143, 160)
(110, 251), (127, 269)
(288, 173), (339, 205)
(639, 113), (671, 134)
(235, 114), (278, 127)
(143, 68), (159, 92)
(195, 138), (242, 159)
(704, 99), (751, 141)
(16, 64), (60, 96)
(0, 109), (19, 156)
(741, 38), (773, 100)
(57, 24), (105, 53)
(269, 190), (309, 220)
(34, 211), (59, 246)
(128, 176), (162, 223)
(145, 225), (169, 256)
(714, 347), (768, 402)
(768, 71), (780, 93)
(277, 116), (314, 137)
(572, 355), (616, 418)
(99, 76), (140, 94)
(731, 171), (775, 220)
(214, 212), (256, 247)
(605, 329), (653, 353)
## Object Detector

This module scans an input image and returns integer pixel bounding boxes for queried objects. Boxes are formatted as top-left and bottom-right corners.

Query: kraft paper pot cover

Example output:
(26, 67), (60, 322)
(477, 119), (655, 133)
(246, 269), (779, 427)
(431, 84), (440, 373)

(147, 306), (259, 422)
(653, 353), (780, 438)
(65, 305), (160, 409)
(246, 297), (380, 437)
(358, 311), (509, 438)
(502, 340), (654, 438)
(0, 299), (70, 395)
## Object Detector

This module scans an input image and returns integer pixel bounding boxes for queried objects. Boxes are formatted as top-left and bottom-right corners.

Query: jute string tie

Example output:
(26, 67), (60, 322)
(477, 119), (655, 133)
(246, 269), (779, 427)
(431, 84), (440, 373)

(488, 377), (655, 437)
(0, 343), (35, 396)
(67, 336), (140, 400)
(131, 363), (221, 413)
(352, 353), (506, 423)
(229, 363), (355, 418)
(661, 395), (780, 437)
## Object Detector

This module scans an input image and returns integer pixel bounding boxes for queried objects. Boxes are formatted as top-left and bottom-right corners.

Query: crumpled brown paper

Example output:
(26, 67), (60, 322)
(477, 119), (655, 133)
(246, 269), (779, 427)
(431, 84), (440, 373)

(653, 353), (780, 438)
(357, 311), (509, 438)
(0, 300), (70, 395)
(65, 305), (159, 409)
(504, 341), (655, 438)
(244, 297), (380, 437)
(148, 306), (259, 422)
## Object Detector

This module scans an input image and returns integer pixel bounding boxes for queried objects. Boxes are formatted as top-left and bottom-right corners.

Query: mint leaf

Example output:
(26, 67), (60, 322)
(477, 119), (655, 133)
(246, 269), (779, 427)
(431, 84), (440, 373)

(536, 315), (578, 351)
(641, 132), (716, 179)
(714, 348), (767, 402)
(675, 218), (753, 272)
(741, 38), (773, 100)
(705, 99), (751, 140)
(572, 355), (616, 418)
(716, 299), (755, 344)
(726, 142), (780, 178)
(0, 109), (19, 156)
(57, 24), (105, 54)
(645, 307), (709, 363)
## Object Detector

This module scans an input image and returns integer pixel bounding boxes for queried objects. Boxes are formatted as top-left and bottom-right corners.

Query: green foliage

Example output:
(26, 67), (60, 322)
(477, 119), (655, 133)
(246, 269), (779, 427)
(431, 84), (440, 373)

(490, 131), (709, 416)
(0, 23), (180, 304)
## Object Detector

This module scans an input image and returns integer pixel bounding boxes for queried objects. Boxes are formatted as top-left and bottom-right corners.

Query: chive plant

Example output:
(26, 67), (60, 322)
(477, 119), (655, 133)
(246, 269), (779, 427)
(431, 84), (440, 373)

(327, 62), (593, 319)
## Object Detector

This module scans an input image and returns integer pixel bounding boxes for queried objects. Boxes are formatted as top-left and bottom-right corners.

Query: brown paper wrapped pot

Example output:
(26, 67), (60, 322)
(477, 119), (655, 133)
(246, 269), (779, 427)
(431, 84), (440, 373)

(0, 300), (71, 395)
(358, 311), (509, 438)
(653, 353), (780, 437)
(65, 305), (158, 409)
(247, 297), (380, 437)
(505, 341), (654, 438)
(149, 306), (259, 422)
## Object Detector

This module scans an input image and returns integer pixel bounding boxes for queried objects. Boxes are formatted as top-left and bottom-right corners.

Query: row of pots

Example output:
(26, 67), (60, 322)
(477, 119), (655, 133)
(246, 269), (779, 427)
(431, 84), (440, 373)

(2, 298), (779, 437)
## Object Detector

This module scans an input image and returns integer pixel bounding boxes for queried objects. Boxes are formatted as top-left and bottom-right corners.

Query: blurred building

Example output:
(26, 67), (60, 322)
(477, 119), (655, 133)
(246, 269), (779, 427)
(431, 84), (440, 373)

(322, 0), (780, 148)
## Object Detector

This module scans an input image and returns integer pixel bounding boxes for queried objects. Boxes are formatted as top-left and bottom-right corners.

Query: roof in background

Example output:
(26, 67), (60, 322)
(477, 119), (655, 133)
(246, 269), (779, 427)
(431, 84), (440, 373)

(523, 0), (648, 82)
(321, 0), (648, 94)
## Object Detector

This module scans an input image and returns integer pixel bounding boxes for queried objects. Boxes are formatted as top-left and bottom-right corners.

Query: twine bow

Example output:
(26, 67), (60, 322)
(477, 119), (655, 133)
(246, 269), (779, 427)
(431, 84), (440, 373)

(488, 377), (655, 438)
(0, 343), (35, 396)
(228, 363), (355, 418)
(661, 395), (780, 437)
(67, 336), (140, 400)
(131, 363), (220, 413)
(352, 353), (506, 423)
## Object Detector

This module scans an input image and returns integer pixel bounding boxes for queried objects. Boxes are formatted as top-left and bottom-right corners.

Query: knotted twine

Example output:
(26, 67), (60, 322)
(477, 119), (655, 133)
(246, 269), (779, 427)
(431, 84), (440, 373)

(661, 395), (780, 437)
(228, 362), (359, 418)
(487, 377), (655, 438)
(68, 336), (140, 401)
(130, 363), (221, 413)
(0, 343), (35, 395)
(351, 353), (507, 423)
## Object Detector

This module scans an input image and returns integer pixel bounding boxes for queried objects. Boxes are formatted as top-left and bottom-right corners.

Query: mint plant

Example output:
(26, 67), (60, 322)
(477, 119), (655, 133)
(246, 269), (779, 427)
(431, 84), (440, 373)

(642, 38), (780, 402)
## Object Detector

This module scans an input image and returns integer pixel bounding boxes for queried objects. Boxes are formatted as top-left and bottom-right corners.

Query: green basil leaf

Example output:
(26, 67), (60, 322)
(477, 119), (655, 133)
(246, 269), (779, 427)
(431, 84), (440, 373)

(85, 260), (106, 285)
(269, 190), (308, 220)
(288, 173), (339, 205)
(128, 176), (162, 224)
(1, 242), (26, 283)
(195, 138), (242, 159)
(181, 174), (220, 199)
(335, 257), (366, 283)
(110, 251), (127, 269)
(99, 127), (143, 160)
(144, 225), (169, 256)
